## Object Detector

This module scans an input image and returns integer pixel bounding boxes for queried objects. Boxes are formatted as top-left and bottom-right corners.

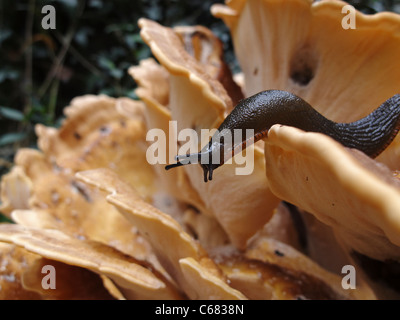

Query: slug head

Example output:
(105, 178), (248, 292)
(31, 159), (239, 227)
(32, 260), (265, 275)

(165, 140), (225, 182)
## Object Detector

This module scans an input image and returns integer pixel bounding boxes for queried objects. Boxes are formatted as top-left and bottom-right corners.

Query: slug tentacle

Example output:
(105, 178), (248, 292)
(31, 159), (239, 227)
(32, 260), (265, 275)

(165, 90), (400, 182)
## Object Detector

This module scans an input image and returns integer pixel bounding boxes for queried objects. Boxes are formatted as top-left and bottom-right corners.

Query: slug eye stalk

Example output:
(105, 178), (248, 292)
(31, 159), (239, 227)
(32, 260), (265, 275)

(165, 144), (224, 182)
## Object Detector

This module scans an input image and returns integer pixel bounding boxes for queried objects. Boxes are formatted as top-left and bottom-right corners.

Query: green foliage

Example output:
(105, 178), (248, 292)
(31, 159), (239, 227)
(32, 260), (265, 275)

(0, 106), (25, 122)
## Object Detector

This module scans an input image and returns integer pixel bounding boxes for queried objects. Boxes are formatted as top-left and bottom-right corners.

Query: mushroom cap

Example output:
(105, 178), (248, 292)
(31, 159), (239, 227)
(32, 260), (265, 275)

(77, 168), (247, 300)
(77, 167), (374, 299)
(129, 58), (208, 214)
(265, 124), (400, 261)
(36, 94), (155, 199)
(0, 224), (182, 300)
(214, 237), (375, 300)
(0, 96), (162, 271)
(21, 257), (116, 300)
(174, 24), (244, 106)
(0, 243), (42, 299)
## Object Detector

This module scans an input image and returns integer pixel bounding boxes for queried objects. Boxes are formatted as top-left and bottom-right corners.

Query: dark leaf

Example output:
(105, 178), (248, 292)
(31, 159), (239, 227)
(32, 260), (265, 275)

(0, 106), (25, 122)
(0, 132), (27, 146)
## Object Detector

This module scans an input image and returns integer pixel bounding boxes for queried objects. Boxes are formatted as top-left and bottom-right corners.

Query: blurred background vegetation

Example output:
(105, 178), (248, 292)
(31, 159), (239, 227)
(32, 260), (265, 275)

(0, 0), (399, 222)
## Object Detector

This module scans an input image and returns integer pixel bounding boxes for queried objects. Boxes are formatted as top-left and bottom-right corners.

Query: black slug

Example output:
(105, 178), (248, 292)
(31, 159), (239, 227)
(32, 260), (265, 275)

(165, 90), (400, 182)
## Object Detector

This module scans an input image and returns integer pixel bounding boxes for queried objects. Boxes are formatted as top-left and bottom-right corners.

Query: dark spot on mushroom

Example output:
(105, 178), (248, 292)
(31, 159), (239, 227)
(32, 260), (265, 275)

(253, 67), (258, 75)
(99, 126), (111, 135)
(305, 176), (309, 182)
(188, 205), (200, 214)
(185, 224), (199, 240)
(70, 180), (92, 203)
(274, 250), (285, 257)
(73, 132), (82, 140)
(120, 119), (126, 128)
(289, 45), (318, 86)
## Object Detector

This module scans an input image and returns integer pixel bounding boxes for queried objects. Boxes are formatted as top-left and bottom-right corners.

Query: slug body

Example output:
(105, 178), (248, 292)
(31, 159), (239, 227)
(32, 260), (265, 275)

(166, 90), (400, 182)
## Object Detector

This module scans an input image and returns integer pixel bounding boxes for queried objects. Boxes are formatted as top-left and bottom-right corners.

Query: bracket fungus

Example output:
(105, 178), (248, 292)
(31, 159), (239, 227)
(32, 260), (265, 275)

(2, 0), (400, 300)
(136, 18), (280, 249)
